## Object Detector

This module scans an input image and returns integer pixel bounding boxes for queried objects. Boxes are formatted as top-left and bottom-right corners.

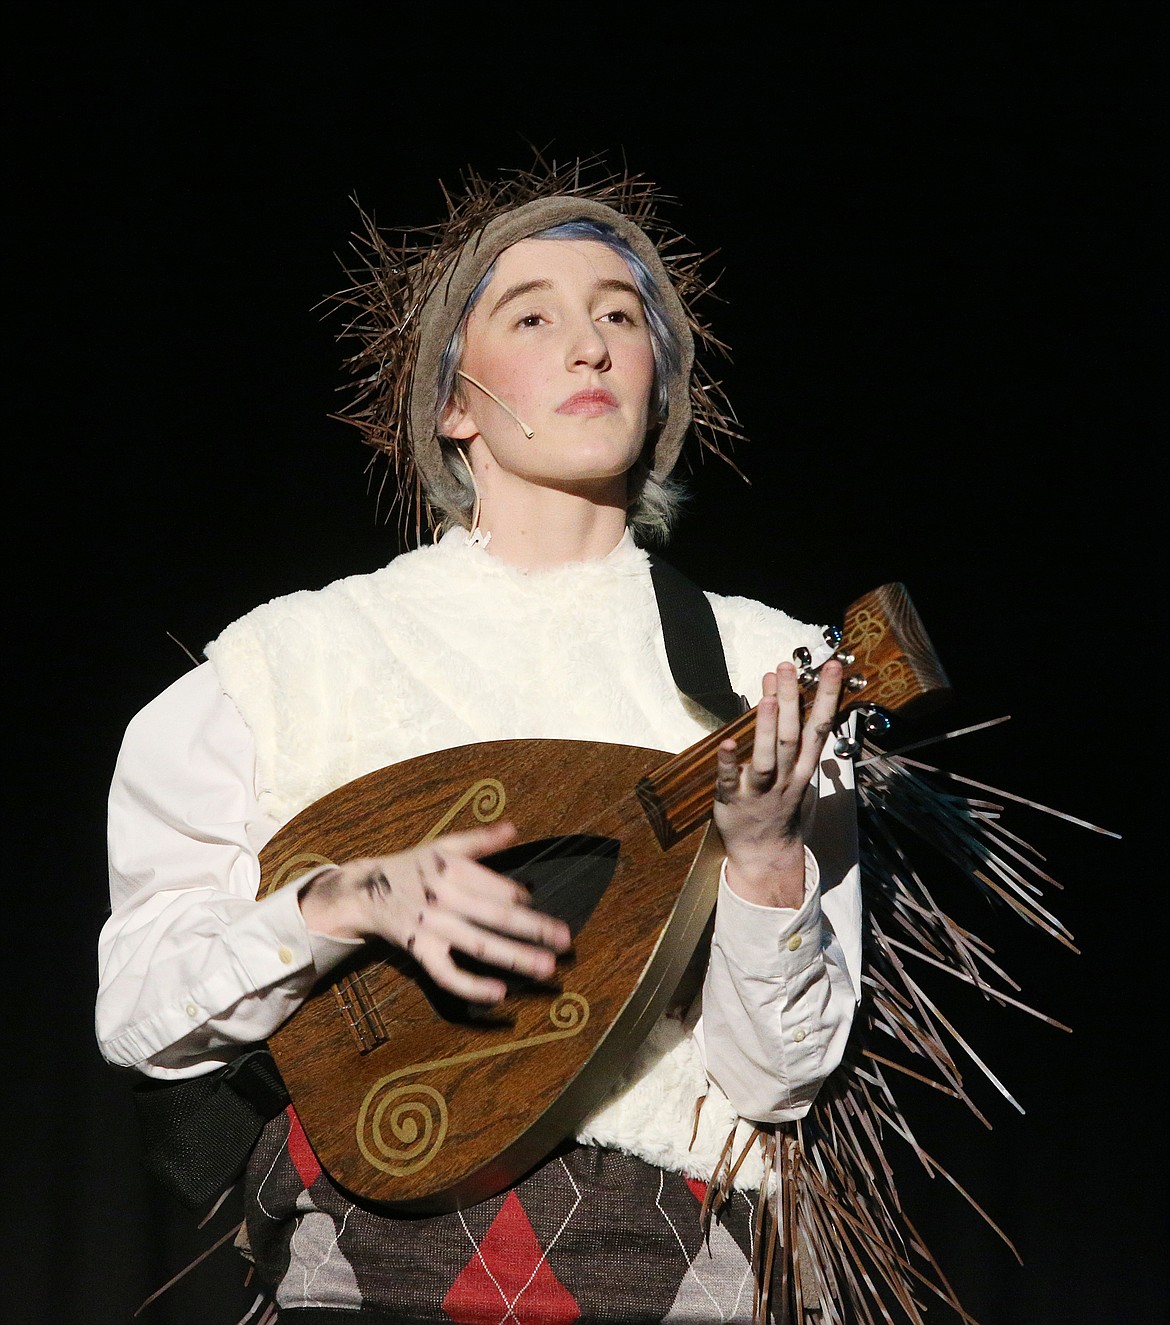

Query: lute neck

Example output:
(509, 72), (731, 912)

(635, 707), (760, 849)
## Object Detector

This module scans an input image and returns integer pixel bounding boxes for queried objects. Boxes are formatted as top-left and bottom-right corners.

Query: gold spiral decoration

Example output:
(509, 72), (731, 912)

(469, 778), (506, 823)
(356, 1082), (449, 1176)
(353, 990), (591, 1178)
(549, 992), (589, 1031)
(422, 777), (507, 842)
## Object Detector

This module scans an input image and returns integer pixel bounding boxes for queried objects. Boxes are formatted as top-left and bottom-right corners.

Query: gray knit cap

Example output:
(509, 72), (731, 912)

(328, 160), (740, 540)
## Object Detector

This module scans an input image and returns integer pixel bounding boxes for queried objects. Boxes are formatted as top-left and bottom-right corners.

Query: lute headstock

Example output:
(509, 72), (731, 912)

(794, 582), (951, 754)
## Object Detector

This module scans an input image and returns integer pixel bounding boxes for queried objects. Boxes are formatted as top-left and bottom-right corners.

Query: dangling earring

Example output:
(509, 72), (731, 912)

(455, 445), (489, 548)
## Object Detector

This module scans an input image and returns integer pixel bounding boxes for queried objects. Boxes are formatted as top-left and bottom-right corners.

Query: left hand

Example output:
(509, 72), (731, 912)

(711, 657), (844, 908)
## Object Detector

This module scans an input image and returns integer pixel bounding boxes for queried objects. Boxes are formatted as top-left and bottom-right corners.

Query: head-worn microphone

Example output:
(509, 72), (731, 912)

(457, 371), (535, 439)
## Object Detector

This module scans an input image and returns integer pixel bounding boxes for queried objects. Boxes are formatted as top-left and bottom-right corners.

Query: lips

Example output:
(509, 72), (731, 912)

(556, 388), (619, 416)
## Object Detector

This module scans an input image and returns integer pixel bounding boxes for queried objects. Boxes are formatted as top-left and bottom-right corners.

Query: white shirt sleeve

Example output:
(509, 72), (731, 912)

(96, 663), (358, 1080)
(693, 745), (864, 1123)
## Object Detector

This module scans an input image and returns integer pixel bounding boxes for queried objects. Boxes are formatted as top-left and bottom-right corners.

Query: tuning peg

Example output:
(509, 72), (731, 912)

(823, 625), (842, 647)
(862, 706), (891, 735)
(833, 703), (891, 759)
(792, 646), (821, 687)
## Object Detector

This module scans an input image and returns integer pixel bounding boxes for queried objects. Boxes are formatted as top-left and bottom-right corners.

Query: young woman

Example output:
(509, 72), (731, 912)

(98, 165), (862, 1323)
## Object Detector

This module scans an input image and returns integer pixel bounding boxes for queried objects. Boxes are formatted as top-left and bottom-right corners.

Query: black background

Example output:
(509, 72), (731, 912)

(7, 6), (1162, 1323)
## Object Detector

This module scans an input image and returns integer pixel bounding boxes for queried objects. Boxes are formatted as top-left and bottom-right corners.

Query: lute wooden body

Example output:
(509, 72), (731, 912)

(256, 582), (948, 1213)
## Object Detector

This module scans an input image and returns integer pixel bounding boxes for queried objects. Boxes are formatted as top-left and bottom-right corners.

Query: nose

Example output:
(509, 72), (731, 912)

(565, 318), (612, 372)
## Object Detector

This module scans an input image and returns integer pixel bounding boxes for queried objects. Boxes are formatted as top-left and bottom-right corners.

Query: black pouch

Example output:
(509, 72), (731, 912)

(131, 1047), (289, 1208)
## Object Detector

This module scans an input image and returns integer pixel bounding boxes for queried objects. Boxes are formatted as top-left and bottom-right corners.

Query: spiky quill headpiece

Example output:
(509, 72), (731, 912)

(325, 157), (743, 541)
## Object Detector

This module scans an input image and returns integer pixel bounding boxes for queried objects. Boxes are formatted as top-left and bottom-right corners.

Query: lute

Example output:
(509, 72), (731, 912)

(256, 582), (948, 1213)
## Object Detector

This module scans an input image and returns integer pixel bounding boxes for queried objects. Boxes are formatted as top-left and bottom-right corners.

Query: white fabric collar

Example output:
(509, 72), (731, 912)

(438, 524), (643, 575)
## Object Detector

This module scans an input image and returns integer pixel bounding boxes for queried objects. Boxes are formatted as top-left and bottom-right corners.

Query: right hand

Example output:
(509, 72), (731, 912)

(298, 820), (571, 1004)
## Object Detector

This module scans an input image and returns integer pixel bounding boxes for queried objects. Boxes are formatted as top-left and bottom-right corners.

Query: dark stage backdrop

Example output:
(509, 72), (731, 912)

(8, 8), (1161, 1324)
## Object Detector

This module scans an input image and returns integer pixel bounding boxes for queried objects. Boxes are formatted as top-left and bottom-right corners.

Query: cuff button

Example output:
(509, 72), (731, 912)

(786, 934), (803, 952)
(278, 945), (295, 965)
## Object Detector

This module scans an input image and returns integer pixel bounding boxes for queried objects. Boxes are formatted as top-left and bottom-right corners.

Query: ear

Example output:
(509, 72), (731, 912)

(440, 392), (479, 442)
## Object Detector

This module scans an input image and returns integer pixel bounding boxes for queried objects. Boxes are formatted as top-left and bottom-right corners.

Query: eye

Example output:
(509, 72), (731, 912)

(516, 312), (545, 328)
(601, 308), (640, 326)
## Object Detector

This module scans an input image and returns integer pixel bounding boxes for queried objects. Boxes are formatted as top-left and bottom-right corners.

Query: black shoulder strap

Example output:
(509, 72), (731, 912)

(647, 554), (747, 725)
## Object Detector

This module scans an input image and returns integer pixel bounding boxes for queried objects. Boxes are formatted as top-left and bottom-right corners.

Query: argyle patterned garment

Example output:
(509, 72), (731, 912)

(245, 1106), (780, 1323)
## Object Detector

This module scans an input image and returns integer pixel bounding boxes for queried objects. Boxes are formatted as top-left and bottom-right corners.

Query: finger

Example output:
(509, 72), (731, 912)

(750, 676), (779, 778)
(773, 662), (803, 764)
(715, 740), (741, 804)
(422, 910), (562, 982)
(425, 847), (571, 947)
(425, 849), (533, 911)
(422, 821), (531, 906)
(444, 863), (572, 951)
(434, 819), (519, 862)
(794, 658), (844, 780)
(411, 936), (510, 1004)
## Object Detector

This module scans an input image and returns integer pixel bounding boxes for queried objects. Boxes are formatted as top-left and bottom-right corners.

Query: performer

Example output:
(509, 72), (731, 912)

(97, 162), (862, 1323)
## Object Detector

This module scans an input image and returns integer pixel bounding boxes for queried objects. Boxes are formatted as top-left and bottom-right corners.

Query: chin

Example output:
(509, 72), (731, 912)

(567, 442), (645, 481)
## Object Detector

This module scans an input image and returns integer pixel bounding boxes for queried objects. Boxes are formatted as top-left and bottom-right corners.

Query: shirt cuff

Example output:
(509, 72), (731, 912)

(712, 847), (823, 974)
(101, 871), (364, 1072)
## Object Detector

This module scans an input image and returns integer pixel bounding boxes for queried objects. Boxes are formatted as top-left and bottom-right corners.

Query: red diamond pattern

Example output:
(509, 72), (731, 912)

(442, 1190), (581, 1324)
(285, 1105), (322, 1189)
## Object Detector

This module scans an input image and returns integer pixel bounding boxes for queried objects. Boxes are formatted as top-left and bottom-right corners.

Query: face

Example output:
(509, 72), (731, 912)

(442, 238), (657, 499)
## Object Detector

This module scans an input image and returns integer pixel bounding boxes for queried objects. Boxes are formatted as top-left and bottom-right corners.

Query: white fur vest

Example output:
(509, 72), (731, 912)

(207, 531), (824, 1186)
